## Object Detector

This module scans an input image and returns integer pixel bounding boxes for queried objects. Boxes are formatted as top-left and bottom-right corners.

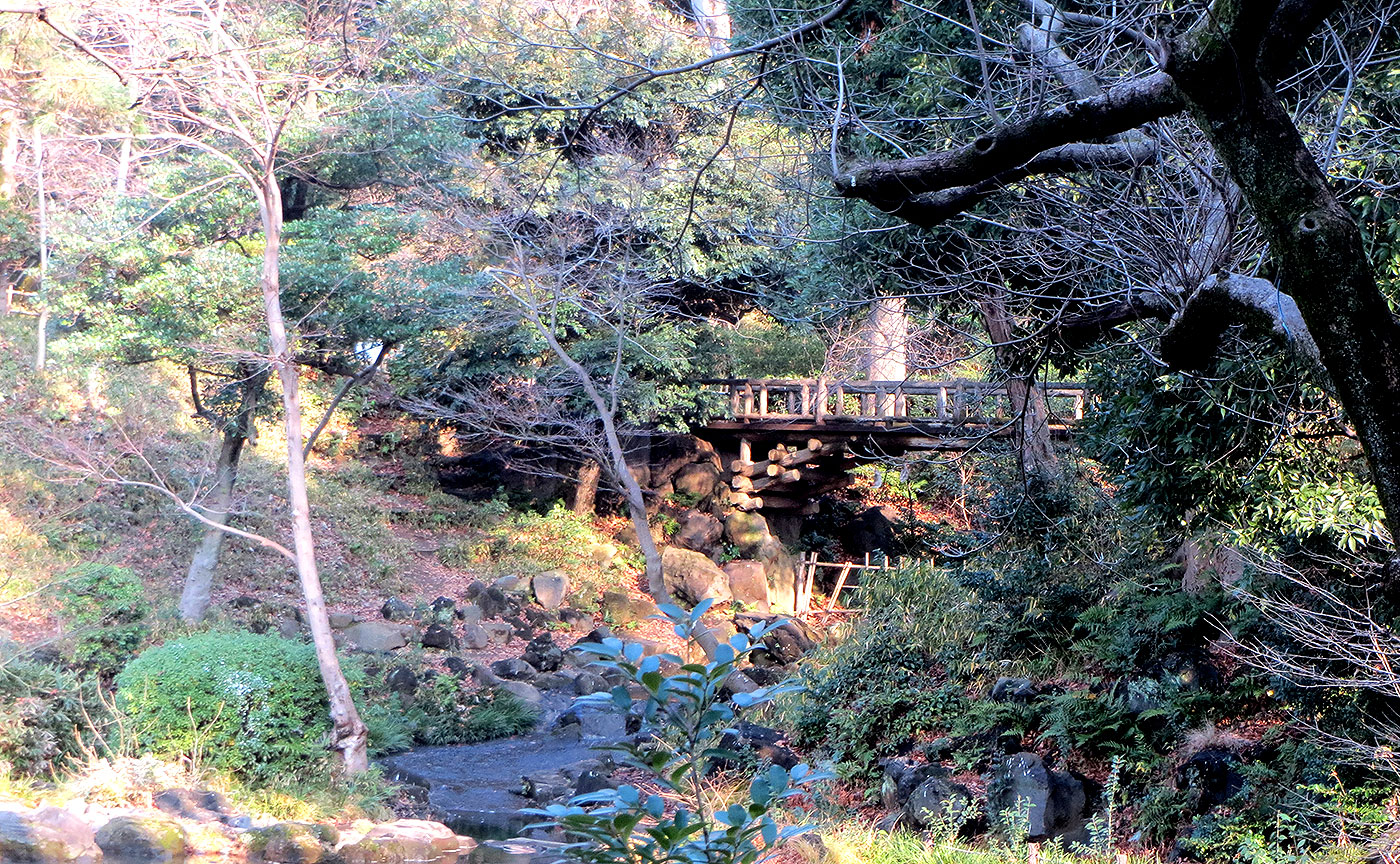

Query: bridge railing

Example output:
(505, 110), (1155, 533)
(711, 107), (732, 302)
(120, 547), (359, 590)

(700, 378), (1088, 425)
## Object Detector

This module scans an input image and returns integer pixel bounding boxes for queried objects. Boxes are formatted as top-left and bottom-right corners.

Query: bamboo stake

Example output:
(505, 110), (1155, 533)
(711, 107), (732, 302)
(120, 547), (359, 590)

(826, 562), (853, 610)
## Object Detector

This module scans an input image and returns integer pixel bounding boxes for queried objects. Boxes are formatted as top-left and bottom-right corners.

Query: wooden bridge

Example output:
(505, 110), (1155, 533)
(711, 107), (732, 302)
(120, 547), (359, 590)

(693, 378), (1089, 514)
(701, 378), (1086, 433)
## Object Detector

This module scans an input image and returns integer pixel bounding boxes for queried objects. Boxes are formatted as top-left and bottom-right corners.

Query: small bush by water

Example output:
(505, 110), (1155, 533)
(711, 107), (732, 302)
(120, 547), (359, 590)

(115, 631), (355, 780)
(0, 660), (106, 776)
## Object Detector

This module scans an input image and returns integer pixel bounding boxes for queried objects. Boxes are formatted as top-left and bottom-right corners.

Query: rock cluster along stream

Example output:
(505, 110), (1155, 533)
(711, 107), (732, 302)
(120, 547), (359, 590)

(0, 795), (474, 864)
(0, 684), (633, 864)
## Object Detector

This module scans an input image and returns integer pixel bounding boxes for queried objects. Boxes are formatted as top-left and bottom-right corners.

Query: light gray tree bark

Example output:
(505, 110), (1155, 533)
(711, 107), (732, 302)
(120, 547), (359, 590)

(862, 295), (907, 415)
(179, 365), (267, 623)
(254, 167), (369, 772)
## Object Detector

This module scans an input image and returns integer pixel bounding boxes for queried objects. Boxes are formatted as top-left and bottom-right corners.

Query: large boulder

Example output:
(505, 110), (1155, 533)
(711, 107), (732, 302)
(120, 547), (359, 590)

(844, 506), (900, 556)
(557, 698), (629, 739)
(673, 462), (722, 500)
(381, 597), (414, 621)
(573, 671), (610, 696)
(752, 620), (818, 666)
(990, 677), (1036, 703)
(675, 511), (724, 555)
(385, 665), (419, 697)
(662, 548), (732, 606)
(489, 658), (538, 681)
(718, 722), (799, 769)
(724, 561), (771, 612)
(881, 759), (946, 811)
(1177, 747), (1245, 809)
(724, 511), (779, 559)
(496, 680), (543, 708)
(248, 822), (338, 864)
(986, 752), (1088, 845)
(339, 820), (459, 864)
(152, 788), (238, 826)
(905, 775), (974, 829)
(461, 624), (490, 650)
(600, 590), (658, 625)
(482, 621), (514, 645)
(474, 586), (514, 620)
(421, 623), (457, 650)
(531, 571), (570, 611)
(95, 814), (187, 863)
(1175, 534), (1247, 592)
(0, 805), (101, 864)
(343, 621), (408, 652)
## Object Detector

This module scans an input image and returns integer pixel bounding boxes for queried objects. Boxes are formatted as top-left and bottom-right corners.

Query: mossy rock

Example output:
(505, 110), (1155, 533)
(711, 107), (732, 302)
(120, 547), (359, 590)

(0, 805), (100, 864)
(247, 822), (339, 864)
(94, 815), (187, 863)
(339, 820), (459, 864)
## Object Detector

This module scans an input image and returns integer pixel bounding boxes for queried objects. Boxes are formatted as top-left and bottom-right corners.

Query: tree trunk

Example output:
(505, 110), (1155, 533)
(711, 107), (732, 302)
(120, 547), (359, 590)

(1167, 12), (1400, 553)
(980, 292), (1058, 480)
(114, 133), (132, 196)
(863, 295), (907, 415)
(573, 459), (601, 516)
(256, 168), (368, 773)
(179, 366), (266, 623)
(1, 108), (18, 199)
(528, 315), (755, 690)
(32, 125), (47, 372)
(690, 0), (731, 54)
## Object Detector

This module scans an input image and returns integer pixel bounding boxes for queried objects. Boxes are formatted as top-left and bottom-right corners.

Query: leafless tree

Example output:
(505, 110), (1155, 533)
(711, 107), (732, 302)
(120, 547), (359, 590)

(4, 0), (377, 771)
(813, 0), (1400, 558)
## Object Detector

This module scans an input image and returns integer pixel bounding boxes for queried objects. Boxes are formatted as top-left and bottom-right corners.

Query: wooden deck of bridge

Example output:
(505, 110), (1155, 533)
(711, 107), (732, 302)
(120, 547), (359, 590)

(698, 378), (1085, 444)
(692, 378), (1088, 514)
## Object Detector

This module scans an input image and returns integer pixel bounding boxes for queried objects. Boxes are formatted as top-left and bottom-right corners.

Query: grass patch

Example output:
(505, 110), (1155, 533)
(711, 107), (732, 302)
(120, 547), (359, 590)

(433, 500), (640, 601)
(804, 825), (1162, 864)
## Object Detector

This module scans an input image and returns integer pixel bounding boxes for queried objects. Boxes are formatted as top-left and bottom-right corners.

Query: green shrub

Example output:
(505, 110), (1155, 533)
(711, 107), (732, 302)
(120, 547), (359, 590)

(57, 564), (150, 676)
(787, 629), (965, 783)
(115, 632), (360, 780)
(362, 702), (414, 757)
(0, 661), (104, 776)
(403, 676), (538, 746)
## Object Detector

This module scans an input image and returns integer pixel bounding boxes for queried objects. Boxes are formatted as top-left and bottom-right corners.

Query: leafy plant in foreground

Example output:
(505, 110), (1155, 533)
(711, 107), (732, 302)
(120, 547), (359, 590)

(531, 600), (828, 864)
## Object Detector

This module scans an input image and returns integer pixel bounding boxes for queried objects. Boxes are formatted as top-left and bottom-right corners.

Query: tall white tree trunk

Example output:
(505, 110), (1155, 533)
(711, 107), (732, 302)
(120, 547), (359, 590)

(114, 133), (132, 196)
(690, 0), (731, 54)
(863, 295), (907, 415)
(32, 125), (47, 372)
(1, 108), (19, 199)
(256, 168), (368, 773)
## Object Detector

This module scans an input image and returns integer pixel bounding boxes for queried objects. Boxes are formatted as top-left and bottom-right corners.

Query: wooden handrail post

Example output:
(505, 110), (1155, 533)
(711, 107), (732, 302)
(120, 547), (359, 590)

(758, 383), (769, 418)
(815, 377), (828, 425)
